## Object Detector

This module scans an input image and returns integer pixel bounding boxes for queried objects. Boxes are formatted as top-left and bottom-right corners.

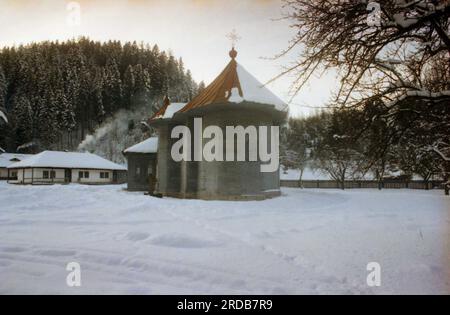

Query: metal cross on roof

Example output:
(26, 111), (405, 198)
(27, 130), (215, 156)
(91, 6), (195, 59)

(226, 29), (241, 48)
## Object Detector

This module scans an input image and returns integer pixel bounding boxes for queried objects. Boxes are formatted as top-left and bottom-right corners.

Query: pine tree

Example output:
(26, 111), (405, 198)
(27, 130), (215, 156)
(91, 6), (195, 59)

(132, 64), (151, 108)
(123, 65), (136, 109)
(35, 91), (58, 148)
(198, 81), (206, 94)
(103, 58), (123, 113)
(56, 90), (76, 147)
(92, 67), (105, 122)
(11, 94), (33, 147)
(184, 70), (197, 101)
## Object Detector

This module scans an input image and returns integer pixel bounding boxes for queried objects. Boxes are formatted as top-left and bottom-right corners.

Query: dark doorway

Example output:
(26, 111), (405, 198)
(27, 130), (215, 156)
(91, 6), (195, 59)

(113, 171), (118, 183)
(64, 169), (72, 183)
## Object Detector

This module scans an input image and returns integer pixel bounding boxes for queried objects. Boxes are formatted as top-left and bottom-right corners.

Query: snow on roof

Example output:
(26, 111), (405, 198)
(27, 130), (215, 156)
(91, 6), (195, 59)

(0, 153), (34, 168)
(235, 63), (287, 111)
(7, 151), (126, 171)
(164, 103), (187, 118)
(160, 49), (288, 117)
(149, 96), (187, 121)
(153, 103), (186, 120)
(124, 137), (158, 154)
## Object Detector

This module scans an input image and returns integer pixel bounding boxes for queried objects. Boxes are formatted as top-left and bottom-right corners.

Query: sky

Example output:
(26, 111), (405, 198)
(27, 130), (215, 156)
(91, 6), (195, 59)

(0, 0), (337, 116)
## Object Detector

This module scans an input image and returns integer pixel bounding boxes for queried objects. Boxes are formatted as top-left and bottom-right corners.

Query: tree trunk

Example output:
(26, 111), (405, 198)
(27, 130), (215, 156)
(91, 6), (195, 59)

(298, 168), (304, 189)
(377, 169), (383, 190)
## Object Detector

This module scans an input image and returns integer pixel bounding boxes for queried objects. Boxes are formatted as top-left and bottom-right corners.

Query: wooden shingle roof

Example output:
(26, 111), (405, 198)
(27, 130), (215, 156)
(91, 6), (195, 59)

(179, 49), (244, 113)
(150, 49), (287, 122)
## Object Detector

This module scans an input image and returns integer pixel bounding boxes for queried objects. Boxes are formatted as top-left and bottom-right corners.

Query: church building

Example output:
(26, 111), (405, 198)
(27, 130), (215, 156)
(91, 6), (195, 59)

(146, 48), (288, 200)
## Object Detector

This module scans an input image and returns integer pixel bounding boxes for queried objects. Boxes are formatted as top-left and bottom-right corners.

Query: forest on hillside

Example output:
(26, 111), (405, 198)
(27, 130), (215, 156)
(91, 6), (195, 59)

(0, 37), (200, 157)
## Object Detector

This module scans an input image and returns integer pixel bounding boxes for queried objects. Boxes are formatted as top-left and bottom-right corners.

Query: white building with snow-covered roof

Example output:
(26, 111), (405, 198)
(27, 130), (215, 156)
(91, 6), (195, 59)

(7, 151), (126, 185)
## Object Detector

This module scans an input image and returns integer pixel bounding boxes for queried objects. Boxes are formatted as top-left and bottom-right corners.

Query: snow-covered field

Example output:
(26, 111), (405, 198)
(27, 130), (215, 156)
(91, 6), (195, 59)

(280, 167), (330, 180)
(0, 181), (448, 295)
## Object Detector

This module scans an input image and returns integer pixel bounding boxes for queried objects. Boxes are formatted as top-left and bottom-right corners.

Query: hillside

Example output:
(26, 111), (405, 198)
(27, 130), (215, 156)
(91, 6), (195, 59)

(0, 37), (198, 159)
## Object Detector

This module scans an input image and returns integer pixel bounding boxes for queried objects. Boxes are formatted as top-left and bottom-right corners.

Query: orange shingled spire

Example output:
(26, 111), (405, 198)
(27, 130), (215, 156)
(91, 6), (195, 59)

(178, 49), (243, 113)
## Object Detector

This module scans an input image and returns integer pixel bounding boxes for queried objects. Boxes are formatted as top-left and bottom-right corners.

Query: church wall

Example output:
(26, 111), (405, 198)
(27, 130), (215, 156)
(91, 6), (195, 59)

(156, 123), (181, 197)
(196, 108), (280, 200)
(180, 118), (200, 198)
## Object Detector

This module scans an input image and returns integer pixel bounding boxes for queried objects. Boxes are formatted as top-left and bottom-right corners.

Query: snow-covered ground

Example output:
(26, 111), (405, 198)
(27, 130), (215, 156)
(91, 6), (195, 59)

(0, 181), (448, 294)
(280, 168), (330, 180)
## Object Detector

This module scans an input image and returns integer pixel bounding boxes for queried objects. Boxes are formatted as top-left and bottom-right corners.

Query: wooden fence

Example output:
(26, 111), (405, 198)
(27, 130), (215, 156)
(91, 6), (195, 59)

(280, 179), (444, 190)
